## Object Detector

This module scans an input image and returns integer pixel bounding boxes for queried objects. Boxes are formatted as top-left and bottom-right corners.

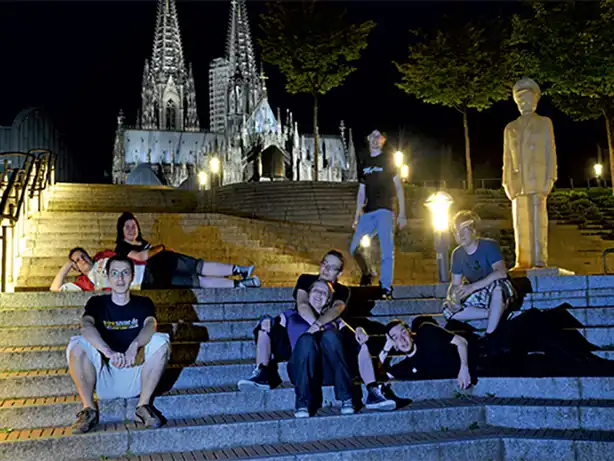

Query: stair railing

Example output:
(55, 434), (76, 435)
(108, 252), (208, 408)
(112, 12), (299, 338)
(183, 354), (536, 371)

(0, 151), (56, 292)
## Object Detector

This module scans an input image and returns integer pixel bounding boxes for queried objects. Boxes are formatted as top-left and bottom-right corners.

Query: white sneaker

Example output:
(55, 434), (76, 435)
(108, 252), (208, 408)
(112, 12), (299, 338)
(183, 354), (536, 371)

(294, 407), (309, 418)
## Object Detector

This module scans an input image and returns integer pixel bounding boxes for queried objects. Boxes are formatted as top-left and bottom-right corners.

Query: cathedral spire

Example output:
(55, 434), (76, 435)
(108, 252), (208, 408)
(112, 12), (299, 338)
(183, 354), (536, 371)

(151, 0), (186, 84)
(226, 0), (258, 82)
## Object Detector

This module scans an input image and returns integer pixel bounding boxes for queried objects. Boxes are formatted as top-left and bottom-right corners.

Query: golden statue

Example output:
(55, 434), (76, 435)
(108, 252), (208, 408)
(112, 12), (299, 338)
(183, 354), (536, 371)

(503, 78), (557, 270)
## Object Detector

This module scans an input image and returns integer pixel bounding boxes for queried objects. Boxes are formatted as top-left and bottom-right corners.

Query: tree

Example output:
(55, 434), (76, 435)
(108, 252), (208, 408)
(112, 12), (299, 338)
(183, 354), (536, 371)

(511, 1), (614, 192)
(395, 17), (521, 192)
(258, 0), (375, 181)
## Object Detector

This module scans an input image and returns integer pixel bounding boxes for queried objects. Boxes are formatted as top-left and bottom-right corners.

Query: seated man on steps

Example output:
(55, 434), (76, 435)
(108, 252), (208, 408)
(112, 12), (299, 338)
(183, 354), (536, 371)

(50, 247), (145, 292)
(443, 210), (517, 335)
(237, 250), (350, 390)
(66, 255), (171, 434)
(288, 280), (355, 418)
(355, 318), (475, 391)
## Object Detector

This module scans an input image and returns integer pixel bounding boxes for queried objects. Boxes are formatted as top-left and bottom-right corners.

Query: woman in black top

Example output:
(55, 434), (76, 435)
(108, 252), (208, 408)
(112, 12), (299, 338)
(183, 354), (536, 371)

(114, 212), (260, 289)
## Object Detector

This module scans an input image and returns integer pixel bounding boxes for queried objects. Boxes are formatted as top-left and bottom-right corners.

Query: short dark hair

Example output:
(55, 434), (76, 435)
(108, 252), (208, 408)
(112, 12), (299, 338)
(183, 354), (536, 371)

(452, 210), (480, 230)
(68, 247), (90, 260)
(105, 255), (135, 276)
(323, 249), (345, 271)
(385, 319), (409, 336)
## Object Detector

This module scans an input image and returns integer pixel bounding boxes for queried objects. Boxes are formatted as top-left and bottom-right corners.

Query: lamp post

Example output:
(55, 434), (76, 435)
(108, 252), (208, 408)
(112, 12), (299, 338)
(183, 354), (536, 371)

(394, 151), (404, 169)
(425, 191), (454, 283)
(198, 171), (208, 191)
(594, 163), (603, 188)
(400, 164), (410, 181)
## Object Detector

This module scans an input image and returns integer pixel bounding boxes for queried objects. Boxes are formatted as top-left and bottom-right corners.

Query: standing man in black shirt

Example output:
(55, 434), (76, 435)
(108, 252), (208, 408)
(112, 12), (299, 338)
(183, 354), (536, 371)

(66, 256), (171, 434)
(350, 129), (407, 299)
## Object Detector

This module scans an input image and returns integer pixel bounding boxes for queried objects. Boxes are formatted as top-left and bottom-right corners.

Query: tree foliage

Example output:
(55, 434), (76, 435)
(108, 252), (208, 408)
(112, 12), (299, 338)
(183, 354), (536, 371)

(395, 17), (520, 191)
(258, 0), (375, 180)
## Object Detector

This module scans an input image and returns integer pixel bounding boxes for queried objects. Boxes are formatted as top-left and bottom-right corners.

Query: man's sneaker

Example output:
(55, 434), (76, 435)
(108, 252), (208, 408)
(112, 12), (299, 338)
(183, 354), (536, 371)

(233, 264), (255, 279)
(71, 407), (99, 434)
(295, 407), (310, 418)
(365, 384), (396, 411)
(135, 404), (163, 428)
(236, 276), (261, 288)
(380, 286), (393, 300)
(237, 364), (272, 391)
(340, 399), (355, 415)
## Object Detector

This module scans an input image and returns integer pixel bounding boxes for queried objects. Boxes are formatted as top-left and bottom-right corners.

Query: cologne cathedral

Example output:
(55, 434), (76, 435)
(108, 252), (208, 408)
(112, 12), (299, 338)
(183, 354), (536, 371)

(112, 0), (357, 189)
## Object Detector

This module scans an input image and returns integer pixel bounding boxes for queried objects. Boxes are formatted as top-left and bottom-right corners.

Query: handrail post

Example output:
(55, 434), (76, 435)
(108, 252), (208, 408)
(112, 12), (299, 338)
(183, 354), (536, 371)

(1, 225), (7, 292)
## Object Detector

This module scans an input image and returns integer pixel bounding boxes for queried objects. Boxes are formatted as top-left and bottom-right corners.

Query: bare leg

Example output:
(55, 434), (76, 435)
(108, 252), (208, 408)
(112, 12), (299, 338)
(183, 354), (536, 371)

(68, 344), (97, 409)
(451, 307), (490, 322)
(486, 286), (506, 334)
(358, 344), (376, 385)
(199, 276), (235, 288)
(200, 262), (233, 277)
(256, 318), (272, 366)
(137, 342), (170, 407)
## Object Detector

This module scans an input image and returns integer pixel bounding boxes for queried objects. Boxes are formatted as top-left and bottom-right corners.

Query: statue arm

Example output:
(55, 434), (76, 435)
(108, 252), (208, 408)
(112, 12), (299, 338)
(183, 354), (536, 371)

(546, 118), (557, 184)
(502, 125), (515, 199)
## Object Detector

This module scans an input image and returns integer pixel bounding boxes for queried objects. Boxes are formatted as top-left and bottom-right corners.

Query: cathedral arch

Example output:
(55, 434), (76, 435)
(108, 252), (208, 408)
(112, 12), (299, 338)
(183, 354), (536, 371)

(165, 99), (177, 130)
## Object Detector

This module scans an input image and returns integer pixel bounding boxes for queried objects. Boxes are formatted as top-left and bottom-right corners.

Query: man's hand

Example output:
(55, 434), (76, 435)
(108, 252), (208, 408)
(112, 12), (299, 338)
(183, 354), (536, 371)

(455, 284), (476, 300)
(397, 215), (407, 230)
(109, 352), (126, 368)
(457, 365), (472, 389)
(307, 322), (321, 334)
(384, 336), (396, 353)
(124, 342), (139, 368)
(355, 327), (369, 345)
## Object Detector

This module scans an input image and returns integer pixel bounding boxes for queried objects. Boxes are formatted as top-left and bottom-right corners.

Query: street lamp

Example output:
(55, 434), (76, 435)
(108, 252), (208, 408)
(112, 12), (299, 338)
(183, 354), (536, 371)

(198, 171), (208, 190)
(394, 151), (404, 169)
(360, 235), (371, 248)
(400, 164), (410, 180)
(425, 191), (454, 283)
(594, 163), (603, 178)
(210, 157), (220, 175)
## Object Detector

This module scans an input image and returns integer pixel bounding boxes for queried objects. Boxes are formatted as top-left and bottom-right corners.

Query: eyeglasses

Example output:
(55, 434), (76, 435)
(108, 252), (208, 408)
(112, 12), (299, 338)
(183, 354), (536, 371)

(320, 262), (341, 272)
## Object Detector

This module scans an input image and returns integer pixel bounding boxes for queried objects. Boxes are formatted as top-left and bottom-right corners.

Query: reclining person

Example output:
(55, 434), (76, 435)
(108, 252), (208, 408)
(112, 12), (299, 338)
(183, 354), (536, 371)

(443, 210), (517, 335)
(66, 256), (171, 434)
(50, 247), (145, 292)
(355, 318), (475, 394)
(288, 280), (355, 418)
(237, 250), (350, 390)
(115, 212), (259, 289)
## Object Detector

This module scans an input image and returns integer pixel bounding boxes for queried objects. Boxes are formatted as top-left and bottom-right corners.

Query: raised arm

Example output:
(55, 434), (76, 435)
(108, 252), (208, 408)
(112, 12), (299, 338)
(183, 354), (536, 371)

(50, 261), (74, 292)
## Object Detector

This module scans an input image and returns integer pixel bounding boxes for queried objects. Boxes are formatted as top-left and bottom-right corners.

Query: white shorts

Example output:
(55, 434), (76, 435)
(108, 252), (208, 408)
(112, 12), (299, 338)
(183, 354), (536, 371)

(66, 332), (171, 400)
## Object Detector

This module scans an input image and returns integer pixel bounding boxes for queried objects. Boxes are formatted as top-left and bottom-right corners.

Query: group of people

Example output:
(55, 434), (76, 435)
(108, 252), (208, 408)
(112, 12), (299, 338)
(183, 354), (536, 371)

(57, 129), (612, 434)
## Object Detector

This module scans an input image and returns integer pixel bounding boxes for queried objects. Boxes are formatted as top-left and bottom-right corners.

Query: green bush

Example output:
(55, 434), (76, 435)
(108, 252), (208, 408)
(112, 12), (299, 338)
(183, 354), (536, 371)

(569, 198), (602, 224)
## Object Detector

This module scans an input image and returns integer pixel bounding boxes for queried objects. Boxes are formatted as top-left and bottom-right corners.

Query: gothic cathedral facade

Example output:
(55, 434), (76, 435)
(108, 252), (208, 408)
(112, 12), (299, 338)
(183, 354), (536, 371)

(112, 0), (357, 189)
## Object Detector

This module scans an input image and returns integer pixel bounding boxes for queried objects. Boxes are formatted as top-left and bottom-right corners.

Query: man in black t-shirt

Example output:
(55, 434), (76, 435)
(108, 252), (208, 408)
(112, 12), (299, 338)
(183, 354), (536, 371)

(350, 130), (407, 299)
(237, 250), (350, 391)
(66, 256), (171, 434)
(354, 318), (474, 393)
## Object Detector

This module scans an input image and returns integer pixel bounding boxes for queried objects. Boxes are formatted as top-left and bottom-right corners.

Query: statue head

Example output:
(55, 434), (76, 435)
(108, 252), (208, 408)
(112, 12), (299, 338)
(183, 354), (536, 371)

(513, 78), (541, 115)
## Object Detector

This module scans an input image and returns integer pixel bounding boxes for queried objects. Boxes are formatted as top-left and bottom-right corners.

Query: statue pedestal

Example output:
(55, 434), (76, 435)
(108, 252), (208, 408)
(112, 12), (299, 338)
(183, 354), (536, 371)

(509, 267), (575, 278)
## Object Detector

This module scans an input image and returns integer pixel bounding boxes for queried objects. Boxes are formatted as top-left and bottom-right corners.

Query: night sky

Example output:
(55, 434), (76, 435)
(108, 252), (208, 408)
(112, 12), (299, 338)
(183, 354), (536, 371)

(0, 1), (607, 185)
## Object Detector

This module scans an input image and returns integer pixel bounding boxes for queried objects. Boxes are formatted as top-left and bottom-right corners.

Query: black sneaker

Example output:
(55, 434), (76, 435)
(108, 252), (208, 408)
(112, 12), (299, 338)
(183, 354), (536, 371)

(380, 287), (393, 300)
(340, 399), (355, 415)
(71, 407), (99, 434)
(237, 364), (271, 391)
(365, 384), (396, 411)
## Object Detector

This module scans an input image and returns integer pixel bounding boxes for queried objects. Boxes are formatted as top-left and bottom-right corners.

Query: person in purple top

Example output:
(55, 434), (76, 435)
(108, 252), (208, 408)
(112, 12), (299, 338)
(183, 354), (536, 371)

(443, 210), (517, 335)
(237, 250), (350, 391)
(287, 280), (354, 418)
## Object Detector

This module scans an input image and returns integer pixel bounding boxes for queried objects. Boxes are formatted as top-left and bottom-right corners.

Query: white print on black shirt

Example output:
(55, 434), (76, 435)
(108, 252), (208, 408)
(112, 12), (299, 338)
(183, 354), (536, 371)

(362, 166), (384, 175)
(103, 319), (139, 331)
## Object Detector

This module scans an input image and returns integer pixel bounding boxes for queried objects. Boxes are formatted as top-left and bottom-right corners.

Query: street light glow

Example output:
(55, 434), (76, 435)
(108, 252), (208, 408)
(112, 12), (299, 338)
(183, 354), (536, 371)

(210, 157), (221, 174)
(394, 151), (404, 168)
(425, 191), (454, 232)
(400, 164), (409, 179)
(198, 171), (207, 186)
(360, 235), (371, 248)
(594, 163), (603, 178)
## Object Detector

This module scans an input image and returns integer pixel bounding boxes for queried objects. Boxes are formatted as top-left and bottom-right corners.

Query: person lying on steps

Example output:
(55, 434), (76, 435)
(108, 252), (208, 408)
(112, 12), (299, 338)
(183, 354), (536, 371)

(443, 210), (517, 335)
(237, 250), (350, 390)
(114, 212), (259, 289)
(66, 256), (171, 434)
(287, 280), (355, 418)
(50, 247), (145, 292)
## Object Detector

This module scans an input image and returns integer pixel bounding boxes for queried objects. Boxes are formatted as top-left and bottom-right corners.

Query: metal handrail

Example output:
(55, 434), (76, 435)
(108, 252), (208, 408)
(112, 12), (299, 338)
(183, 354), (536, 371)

(0, 151), (55, 291)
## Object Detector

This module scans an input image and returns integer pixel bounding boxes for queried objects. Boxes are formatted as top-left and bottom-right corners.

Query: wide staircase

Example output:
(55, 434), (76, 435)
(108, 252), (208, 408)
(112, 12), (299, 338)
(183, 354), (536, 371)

(1, 182), (613, 460)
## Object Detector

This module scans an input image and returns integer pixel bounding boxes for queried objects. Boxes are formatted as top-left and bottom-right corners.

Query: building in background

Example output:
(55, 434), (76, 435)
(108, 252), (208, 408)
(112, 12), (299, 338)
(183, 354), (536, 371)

(0, 107), (73, 182)
(112, 0), (357, 189)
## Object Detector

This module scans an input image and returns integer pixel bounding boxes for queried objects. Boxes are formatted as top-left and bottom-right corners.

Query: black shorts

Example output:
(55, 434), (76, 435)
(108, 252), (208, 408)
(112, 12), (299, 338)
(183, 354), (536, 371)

(253, 315), (292, 363)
